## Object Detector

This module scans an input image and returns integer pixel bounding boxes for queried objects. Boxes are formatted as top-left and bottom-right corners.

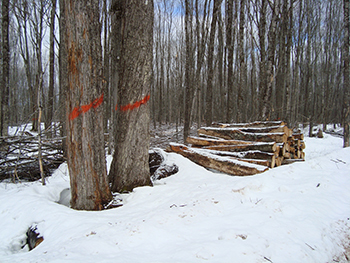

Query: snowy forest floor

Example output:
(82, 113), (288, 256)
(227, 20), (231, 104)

(0, 123), (350, 262)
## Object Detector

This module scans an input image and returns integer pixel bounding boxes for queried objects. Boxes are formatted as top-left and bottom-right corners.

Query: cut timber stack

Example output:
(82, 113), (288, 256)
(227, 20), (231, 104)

(167, 120), (305, 176)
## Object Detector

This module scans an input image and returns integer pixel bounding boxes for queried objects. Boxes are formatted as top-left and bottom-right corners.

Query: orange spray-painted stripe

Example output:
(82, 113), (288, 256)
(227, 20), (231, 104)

(115, 94), (150, 112)
(69, 93), (104, 120)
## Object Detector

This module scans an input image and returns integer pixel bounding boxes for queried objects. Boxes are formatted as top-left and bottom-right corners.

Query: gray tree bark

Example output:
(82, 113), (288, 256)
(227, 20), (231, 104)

(184, 0), (194, 141)
(45, 0), (56, 137)
(343, 0), (350, 147)
(65, 0), (112, 210)
(205, 0), (221, 126)
(226, 0), (234, 122)
(1, 0), (9, 136)
(109, 0), (153, 193)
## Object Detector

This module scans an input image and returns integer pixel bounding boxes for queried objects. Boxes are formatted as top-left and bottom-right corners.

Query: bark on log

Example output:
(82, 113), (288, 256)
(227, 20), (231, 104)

(282, 158), (305, 165)
(186, 136), (253, 147)
(293, 133), (304, 140)
(204, 148), (276, 161)
(168, 143), (269, 176)
(202, 142), (277, 153)
(236, 158), (274, 168)
(237, 125), (290, 135)
(212, 120), (286, 128)
(198, 127), (287, 143)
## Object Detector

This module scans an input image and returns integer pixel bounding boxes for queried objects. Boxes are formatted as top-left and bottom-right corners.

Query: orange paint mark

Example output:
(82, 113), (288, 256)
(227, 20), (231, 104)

(115, 94), (150, 112)
(69, 93), (104, 120)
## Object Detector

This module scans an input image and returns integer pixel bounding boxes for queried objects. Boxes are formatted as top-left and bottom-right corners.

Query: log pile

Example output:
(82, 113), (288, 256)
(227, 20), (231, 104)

(167, 121), (305, 176)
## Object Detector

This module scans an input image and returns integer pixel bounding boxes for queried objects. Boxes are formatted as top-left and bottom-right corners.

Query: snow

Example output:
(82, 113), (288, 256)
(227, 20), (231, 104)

(0, 133), (350, 262)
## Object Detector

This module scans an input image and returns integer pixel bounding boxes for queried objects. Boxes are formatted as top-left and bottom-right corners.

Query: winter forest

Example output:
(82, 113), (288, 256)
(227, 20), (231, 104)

(0, 0), (349, 138)
(1, 0), (350, 261)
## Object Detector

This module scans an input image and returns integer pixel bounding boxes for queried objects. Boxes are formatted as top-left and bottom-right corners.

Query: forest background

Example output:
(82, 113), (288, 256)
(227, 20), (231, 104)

(0, 0), (349, 145)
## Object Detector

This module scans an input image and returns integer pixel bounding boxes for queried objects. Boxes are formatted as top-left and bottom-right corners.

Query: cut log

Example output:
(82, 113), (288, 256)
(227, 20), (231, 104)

(167, 143), (269, 176)
(232, 158), (271, 167)
(282, 158), (305, 165)
(198, 127), (287, 143)
(275, 157), (284, 166)
(198, 134), (226, 140)
(203, 149), (276, 168)
(202, 142), (277, 153)
(186, 136), (254, 147)
(212, 120), (286, 128)
(293, 133), (304, 140)
(237, 125), (290, 135)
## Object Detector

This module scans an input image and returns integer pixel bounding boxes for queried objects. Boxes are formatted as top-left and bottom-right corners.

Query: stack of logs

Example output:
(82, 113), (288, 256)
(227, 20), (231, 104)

(167, 121), (305, 176)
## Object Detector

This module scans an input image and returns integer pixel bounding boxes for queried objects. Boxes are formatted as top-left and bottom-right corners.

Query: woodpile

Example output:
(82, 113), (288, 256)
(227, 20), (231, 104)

(167, 121), (305, 176)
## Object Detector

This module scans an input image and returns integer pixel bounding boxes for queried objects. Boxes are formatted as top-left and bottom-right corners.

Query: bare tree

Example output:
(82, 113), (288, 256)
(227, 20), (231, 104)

(343, 0), (350, 147)
(205, 0), (222, 125)
(65, 0), (112, 210)
(109, 0), (153, 193)
(1, 0), (10, 136)
(59, 0), (67, 155)
(183, 0), (194, 140)
(226, 0), (234, 122)
(45, 0), (56, 137)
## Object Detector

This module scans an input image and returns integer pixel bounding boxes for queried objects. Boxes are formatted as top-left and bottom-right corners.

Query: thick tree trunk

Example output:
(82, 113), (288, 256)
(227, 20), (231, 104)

(65, 0), (112, 210)
(109, 0), (153, 193)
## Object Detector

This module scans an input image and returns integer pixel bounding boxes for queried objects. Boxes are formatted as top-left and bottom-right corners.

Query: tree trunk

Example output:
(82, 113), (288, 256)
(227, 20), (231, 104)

(237, 0), (245, 122)
(226, 0), (234, 122)
(59, 0), (67, 156)
(261, 0), (279, 120)
(205, 0), (221, 126)
(344, 0), (350, 147)
(65, 0), (112, 210)
(45, 0), (57, 138)
(183, 0), (194, 141)
(1, 0), (10, 136)
(109, 0), (153, 193)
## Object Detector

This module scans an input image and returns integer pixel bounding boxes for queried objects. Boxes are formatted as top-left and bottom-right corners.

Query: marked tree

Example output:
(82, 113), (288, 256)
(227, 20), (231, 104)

(65, 0), (112, 210)
(109, 0), (153, 193)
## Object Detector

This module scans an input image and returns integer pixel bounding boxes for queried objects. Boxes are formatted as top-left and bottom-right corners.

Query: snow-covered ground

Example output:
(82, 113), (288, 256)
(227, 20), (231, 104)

(0, 132), (349, 262)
